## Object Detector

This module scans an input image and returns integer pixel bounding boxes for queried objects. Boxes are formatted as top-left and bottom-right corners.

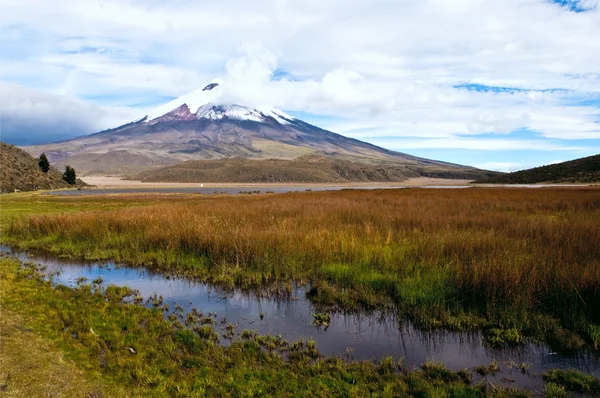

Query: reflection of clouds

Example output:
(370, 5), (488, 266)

(3, 244), (599, 381)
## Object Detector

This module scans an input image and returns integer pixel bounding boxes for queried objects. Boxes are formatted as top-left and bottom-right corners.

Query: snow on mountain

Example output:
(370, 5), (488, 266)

(144, 83), (295, 125)
(22, 81), (497, 180)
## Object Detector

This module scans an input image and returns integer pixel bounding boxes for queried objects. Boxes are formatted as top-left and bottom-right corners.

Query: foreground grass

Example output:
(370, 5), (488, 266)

(0, 191), (156, 230)
(1, 257), (538, 397)
(0, 309), (127, 397)
(3, 188), (600, 351)
(543, 369), (600, 395)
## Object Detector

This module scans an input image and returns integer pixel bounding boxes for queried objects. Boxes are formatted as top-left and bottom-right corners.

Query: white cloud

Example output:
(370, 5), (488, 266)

(475, 162), (524, 172)
(0, 83), (141, 145)
(1, 0), (599, 148)
(373, 137), (593, 152)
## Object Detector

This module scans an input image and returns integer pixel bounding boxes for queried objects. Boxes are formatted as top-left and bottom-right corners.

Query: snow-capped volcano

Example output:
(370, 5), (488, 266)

(144, 83), (294, 125)
(22, 82), (496, 180)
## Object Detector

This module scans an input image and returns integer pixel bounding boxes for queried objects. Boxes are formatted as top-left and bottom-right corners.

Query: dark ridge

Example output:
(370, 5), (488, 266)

(474, 154), (600, 184)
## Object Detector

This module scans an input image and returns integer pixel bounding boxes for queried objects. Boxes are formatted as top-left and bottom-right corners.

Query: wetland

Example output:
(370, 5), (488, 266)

(2, 187), (600, 396)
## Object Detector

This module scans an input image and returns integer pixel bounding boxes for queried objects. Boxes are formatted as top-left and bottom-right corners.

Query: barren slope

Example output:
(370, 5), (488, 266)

(0, 142), (75, 192)
(132, 154), (498, 183)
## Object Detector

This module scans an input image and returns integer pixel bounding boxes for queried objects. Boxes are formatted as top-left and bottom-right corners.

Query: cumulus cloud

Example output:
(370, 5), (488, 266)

(216, 47), (600, 142)
(474, 162), (525, 172)
(0, 83), (141, 145)
(363, 137), (593, 152)
(1, 0), (599, 155)
(198, 40), (600, 144)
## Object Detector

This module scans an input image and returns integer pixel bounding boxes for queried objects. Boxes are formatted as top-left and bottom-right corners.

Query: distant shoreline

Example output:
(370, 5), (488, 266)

(80, 176), (474, 189)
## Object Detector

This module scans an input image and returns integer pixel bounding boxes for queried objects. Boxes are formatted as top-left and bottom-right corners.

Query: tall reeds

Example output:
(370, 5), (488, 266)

(8, 188), (600, 331)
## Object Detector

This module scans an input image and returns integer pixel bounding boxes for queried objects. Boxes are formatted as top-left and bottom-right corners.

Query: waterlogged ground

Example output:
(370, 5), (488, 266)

(47, 183), (591, 196)
(47, 185), (471, 196)
(4, 245), (598, 392)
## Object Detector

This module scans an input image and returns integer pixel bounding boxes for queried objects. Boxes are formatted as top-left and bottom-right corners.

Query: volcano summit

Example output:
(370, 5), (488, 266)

(24, 83), (495, 180)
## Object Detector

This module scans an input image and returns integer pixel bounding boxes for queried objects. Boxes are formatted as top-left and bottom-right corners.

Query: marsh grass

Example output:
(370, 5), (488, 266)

(483, 327), (524, 348)
(311, 312), (331, 327)
(0, 308), (127, 397)
(542, 369), (600, 394)
(542, 382), (567, 398)
(475, 361), (501, 377)
(5, 188), (600, 350)
(1, 257), (538, 397)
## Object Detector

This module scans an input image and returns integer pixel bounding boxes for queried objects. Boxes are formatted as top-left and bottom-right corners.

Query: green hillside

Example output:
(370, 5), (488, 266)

(474, 154), (600, 184)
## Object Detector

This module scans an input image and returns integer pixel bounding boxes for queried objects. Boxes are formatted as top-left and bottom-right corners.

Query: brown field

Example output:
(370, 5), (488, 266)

(6, 187), (600, 349)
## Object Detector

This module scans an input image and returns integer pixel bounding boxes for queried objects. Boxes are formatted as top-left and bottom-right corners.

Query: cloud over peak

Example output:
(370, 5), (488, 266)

(1, 0), (599, 166)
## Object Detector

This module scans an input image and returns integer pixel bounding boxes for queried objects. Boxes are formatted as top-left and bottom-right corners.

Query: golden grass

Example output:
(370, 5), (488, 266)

(6, 188), (600, 342)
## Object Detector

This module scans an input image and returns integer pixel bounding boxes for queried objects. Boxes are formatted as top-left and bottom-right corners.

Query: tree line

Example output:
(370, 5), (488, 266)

(38, 153), (77, 185)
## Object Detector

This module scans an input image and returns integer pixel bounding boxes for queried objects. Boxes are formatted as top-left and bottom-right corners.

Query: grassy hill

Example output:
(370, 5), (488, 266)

(130, 154), (498, 183)
(474, 154), (600, 184)
(0, 142), (84, 193)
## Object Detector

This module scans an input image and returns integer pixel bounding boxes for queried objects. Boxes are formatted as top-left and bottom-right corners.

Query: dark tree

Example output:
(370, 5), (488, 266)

(38, 153), (50, 173)
(62, 165), (77, 185)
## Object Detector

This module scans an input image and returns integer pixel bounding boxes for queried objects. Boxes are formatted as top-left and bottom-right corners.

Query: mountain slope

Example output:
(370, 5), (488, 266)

(132, 154), (498, 183)
(0, 142), (73, 192)
(23, 82), (496, 179)
(131, 154), (416, 183)
(474, 154), (600, 184)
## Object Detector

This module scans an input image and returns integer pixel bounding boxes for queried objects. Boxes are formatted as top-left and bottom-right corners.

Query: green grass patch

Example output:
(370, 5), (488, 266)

(542, 369), (600, 394)
(0, 256), (545, 397)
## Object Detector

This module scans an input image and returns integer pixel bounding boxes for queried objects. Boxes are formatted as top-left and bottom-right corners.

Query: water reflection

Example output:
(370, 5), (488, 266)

(46, 185), (471, 196)
(2, 245), (598, 390)
(45, 184), (589, 196)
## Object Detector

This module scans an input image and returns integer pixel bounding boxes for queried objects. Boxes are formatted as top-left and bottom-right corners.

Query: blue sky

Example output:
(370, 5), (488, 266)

(1, 0), (599, 171)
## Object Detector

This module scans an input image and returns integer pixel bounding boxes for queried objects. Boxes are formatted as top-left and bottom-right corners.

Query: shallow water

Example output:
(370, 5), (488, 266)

(45, 183), (590, 196)
(47, 185), (471, 196)
(3, 245), (598, 391)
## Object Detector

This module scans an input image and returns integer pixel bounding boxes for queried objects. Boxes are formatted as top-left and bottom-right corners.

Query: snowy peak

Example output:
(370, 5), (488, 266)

(193, 103), (295, 125)
(196, 104), (265, 122)
(144, 83), (221, 121)
(143, 82), (295, 125)
(24, 80), (494, 180)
